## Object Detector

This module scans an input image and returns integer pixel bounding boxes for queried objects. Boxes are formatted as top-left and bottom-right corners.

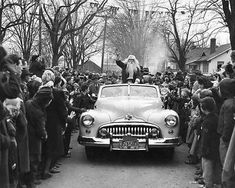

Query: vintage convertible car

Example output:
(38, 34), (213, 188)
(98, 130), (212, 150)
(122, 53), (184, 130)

(78, 84), (182, 160)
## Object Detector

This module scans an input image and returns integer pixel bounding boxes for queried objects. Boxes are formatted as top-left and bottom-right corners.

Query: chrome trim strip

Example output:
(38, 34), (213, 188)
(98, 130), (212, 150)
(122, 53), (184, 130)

(78, 136), (182, 148)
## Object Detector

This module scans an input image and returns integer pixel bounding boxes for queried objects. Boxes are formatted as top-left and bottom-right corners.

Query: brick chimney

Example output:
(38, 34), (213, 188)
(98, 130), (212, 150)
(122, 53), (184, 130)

(210, 38), (216, 54)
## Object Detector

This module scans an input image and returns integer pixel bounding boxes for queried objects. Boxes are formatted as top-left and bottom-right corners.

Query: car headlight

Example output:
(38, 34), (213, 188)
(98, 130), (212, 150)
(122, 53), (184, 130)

(165, 115), (177, 127)
(82, 115), (94, 127)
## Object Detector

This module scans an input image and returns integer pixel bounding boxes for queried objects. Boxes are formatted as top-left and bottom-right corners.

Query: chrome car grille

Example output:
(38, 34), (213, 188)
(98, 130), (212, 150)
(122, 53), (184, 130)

(98, 125), (160, 138)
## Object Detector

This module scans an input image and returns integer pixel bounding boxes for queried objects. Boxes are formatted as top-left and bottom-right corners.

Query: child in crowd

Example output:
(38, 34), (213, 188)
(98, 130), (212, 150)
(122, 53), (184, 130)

(200, 97), (221, 188)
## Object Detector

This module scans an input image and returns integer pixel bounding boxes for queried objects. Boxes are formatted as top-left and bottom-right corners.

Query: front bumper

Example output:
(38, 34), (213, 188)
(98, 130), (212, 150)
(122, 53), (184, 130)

(78, 136), (182, 151)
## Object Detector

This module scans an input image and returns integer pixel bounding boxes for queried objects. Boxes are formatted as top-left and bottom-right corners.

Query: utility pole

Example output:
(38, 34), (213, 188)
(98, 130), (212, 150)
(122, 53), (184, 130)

(91, 3), (119, 73)
(101, 15), (108, 73)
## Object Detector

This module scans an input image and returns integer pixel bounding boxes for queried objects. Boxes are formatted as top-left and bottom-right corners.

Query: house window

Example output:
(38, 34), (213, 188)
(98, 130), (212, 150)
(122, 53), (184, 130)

(203, 62), (209, 73)
(217, 61), (224, 71)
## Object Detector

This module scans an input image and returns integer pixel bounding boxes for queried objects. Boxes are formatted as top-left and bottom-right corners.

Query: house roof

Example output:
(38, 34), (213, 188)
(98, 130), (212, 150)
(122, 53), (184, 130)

(84, 60), (100, 67)
(186, 43), (231, 65)
(79, 60), (101, 73)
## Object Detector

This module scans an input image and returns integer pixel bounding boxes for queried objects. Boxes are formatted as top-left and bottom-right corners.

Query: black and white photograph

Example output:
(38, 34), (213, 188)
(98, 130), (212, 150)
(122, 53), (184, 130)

(0, 0), (235, 188)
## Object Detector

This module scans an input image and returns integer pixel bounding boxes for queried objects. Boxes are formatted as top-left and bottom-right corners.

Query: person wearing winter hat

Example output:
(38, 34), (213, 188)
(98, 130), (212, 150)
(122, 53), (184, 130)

(25, 86), (53, 187)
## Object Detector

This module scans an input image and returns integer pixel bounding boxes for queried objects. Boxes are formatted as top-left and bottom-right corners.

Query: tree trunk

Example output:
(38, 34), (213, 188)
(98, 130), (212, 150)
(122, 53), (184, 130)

(178, 58), (186, 71)
(73, 52), (81, 70)
(71, 49), (77, 69)
(222, 0), (235, 50)
(73, 61), (78, 70)
(52, 53), (60, 67)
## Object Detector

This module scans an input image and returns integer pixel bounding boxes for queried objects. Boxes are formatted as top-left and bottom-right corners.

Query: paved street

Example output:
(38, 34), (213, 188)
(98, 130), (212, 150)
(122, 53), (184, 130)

(38, 133), (200, 188)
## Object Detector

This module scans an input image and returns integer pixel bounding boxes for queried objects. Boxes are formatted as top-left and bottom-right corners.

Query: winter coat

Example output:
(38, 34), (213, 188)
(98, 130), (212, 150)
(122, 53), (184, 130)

(15, 109), (30, 173)
(218, 98), (235, 143)
(73, 93), (95, 111)
(217, 79), (235, 143)
(0, 118), (11, 188)
(25, 100), (47, 161)
(201, 112), (220, 160)
(45, 88), (68, 158)
(6, 119), (18, 184)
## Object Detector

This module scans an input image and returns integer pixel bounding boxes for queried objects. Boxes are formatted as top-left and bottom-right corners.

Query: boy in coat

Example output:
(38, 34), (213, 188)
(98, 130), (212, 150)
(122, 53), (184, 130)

(200, 97), (221, 188)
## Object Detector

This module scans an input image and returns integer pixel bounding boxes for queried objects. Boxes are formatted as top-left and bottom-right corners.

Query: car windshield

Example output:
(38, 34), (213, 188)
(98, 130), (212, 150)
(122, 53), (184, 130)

(100, 85), (158, 98)
(100, 86), (128, 98)
(130, 86), (158, 98)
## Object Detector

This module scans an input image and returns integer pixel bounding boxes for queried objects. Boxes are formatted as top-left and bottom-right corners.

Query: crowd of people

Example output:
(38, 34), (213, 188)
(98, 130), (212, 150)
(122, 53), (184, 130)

(115, 53), (235, 188)
(1, 45), (235, 188)
(0, 46), (103, 188)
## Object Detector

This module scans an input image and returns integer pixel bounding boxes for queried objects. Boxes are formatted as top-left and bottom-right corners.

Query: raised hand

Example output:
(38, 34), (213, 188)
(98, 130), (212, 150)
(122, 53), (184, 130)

(115, 49), (120, 60)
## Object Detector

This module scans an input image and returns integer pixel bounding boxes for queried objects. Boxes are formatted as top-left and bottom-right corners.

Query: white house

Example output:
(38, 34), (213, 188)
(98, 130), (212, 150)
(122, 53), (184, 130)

(186, 38), (231, 74)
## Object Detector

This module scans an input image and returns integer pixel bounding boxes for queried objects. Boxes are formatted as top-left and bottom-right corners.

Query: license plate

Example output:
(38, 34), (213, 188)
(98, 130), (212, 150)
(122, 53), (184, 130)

(119, 136), (139, 149)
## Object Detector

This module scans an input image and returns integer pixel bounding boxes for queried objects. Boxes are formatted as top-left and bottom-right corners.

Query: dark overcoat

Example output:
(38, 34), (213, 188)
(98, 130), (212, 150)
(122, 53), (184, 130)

(0, 118), (11, 188)
(201, 112), (220, 161)
(45, 88), (68, 158)
(16, 109), (30, 173)
(25, 100), (47, 161)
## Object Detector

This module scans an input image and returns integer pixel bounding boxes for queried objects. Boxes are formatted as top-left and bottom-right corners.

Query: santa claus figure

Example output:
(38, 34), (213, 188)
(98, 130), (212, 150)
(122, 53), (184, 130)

(115, 52), (140, 83)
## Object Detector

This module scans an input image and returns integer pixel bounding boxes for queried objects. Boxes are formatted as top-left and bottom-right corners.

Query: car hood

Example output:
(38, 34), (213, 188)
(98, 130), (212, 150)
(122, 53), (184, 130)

(95, 97), (163, 122)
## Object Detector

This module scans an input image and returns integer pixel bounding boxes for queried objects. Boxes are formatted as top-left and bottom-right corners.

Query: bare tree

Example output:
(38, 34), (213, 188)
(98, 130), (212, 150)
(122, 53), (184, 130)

(6, 0), (38, 61)
(106, 0), (161, 65)
(219, 0), (235, 49)
(160, 0), (216, 71)
(64, 5), (104, 70)
(0, 0), (33, 44)
(41, 0), (107, 67)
